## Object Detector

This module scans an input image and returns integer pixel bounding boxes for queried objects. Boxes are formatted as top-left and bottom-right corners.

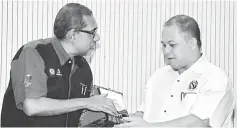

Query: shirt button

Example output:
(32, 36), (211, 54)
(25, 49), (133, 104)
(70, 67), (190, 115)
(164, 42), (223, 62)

(171, 95), (173, 97)
(69, 60), (72, 64)
(177, 80), (180, 82)
(164, 110), (167, 113)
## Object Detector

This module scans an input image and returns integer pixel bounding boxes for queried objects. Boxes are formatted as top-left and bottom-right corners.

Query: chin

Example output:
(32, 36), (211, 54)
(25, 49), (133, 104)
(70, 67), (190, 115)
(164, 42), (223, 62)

(79, 50), (90, 56)
(84, 51), (92, 57)
(172, 67), (179, 71)
(169, 64), (180, 71)
(76, 52), (87, 57)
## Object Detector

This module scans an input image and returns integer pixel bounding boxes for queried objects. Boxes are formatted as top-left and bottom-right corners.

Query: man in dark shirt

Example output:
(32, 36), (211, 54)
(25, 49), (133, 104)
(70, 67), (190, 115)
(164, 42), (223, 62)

(1, 3), (118, 127)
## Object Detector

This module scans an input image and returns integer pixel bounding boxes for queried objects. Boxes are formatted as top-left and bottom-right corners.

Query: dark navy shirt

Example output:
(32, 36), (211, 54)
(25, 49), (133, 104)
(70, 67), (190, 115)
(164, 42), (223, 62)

(1, 37), (93, 127)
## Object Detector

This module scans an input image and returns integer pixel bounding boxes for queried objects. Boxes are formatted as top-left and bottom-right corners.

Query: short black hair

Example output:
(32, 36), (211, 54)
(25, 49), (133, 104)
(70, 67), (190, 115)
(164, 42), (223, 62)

(164, 15), (202, 49)
(54, 3), (92, 39)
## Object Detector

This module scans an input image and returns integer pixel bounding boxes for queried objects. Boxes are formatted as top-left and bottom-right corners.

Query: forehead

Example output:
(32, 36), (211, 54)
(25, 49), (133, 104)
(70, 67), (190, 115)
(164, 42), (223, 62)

(82, 15), (98, 30)
(162, 25), (182, 41)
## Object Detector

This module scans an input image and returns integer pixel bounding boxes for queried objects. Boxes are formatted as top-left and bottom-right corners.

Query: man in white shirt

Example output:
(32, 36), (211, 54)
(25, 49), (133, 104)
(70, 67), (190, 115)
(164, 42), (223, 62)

(117, 15), (234, 127)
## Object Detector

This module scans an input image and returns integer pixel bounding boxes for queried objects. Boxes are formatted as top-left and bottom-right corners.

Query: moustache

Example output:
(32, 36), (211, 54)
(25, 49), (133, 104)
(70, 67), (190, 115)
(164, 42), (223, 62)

(89, 43), (100, 50)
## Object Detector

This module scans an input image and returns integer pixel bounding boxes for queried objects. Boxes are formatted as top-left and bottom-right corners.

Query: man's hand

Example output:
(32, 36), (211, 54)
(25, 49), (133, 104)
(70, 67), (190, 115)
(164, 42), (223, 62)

(115, 114), (149, 127)
(22, 95), (118, 117)
(85, 94), (119, 116)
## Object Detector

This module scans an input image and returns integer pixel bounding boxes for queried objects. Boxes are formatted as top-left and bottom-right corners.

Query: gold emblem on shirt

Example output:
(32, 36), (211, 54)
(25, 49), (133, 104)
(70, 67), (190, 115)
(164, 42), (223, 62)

(23, 74), (32, 87)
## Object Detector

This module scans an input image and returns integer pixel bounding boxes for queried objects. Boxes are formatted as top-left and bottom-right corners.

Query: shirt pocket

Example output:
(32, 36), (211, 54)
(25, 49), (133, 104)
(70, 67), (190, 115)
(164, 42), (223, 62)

(180, 92), (198, 112)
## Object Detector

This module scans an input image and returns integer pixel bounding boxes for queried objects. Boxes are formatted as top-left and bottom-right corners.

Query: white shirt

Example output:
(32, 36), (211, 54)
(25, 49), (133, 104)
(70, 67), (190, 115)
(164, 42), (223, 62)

(140, 55), (234, 127)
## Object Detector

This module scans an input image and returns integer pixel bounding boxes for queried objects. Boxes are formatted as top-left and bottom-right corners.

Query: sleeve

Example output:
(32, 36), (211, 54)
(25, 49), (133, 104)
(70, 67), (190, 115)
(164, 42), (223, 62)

(209, 88), (235, 127)
(11, 47), (47, 110)
(189, 71), (233, 124)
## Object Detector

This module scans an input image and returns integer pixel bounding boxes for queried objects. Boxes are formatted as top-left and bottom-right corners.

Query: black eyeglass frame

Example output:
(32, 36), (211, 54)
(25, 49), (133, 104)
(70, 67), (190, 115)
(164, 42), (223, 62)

(78, 28), (98, 38)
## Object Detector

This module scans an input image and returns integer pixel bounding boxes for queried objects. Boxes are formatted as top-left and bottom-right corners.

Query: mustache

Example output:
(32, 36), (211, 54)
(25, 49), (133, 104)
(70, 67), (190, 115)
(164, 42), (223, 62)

(89, 42), (100, 50)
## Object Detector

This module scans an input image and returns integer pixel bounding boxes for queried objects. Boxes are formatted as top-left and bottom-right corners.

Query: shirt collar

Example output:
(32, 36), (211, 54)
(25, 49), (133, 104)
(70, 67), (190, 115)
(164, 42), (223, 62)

(188, 54), (208, 74)
(51, 37), (71, 66)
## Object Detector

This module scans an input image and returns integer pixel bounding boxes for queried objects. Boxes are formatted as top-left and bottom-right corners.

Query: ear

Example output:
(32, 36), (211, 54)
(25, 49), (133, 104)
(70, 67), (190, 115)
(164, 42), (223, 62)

(65, 29), (76, 42)
(188, 38), (198, 51)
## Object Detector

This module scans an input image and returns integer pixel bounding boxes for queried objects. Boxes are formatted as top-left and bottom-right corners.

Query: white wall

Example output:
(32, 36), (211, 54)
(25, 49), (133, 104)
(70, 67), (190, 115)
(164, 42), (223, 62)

(0, 0), (236, 124)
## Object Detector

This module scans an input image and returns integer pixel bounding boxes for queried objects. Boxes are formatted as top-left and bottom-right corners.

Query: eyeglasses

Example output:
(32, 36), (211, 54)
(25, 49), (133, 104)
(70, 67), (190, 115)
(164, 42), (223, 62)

(79, 28), (97, 38)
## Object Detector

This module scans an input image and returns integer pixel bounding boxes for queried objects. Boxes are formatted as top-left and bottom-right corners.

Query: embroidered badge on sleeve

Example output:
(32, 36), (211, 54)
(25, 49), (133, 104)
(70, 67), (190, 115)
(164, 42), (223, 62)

(23, 74), (32, 87)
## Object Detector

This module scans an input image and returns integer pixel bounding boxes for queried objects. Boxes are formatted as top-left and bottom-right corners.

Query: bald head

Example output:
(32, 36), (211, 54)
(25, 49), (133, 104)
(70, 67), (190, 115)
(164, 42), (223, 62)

(54, 3), (93, 39)
(164, 15), (202, 49)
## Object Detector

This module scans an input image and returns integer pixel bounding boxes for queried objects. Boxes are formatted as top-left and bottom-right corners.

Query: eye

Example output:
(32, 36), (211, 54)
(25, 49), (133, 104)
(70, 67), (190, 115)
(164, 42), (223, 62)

(169, 44), (176, 47)
(162, 43), (166, 48)
(92, 28), (98, 34)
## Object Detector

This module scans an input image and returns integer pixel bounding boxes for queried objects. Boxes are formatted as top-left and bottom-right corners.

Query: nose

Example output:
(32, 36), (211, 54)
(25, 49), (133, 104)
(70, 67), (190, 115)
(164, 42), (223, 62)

(93, 33), (100, 42)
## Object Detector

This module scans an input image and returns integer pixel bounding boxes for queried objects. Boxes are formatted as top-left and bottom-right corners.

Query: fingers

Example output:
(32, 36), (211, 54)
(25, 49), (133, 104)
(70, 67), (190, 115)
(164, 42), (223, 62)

(114, 121), (134, 127)
(102, 103), (119, 116)
(90, 98), (118, 116)
(103, 98), (118, 116)
(87, 94), (119, 116)
(101, 106), (118, 116)
(87, 104), (117, 116)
